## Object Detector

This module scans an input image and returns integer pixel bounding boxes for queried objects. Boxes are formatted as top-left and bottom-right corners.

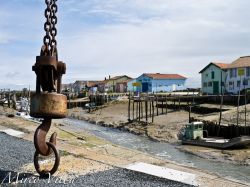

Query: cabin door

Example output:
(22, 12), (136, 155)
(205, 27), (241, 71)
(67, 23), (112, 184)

(142, 82), (149, 92)
(213, 81), (219, 94)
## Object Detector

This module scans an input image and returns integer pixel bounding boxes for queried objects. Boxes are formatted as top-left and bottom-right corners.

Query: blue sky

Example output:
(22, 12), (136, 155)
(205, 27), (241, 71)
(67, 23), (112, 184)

(1, 0), (250, 89)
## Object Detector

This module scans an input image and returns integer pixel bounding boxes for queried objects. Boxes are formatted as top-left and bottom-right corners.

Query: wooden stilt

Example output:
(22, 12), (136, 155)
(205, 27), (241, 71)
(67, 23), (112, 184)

(166, 96), (168, 114)
(128, 92), (131, 122)
(133, 97), (135, 120)
(145, 100), (148, 123)
(139, 97), (141, 121)
(152, 99), (154, 123)
(156, 96), (159, 116)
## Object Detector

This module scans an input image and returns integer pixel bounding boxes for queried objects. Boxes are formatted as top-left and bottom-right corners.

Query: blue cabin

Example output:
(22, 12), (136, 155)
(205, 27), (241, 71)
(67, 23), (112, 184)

(128, 73), (187, 93)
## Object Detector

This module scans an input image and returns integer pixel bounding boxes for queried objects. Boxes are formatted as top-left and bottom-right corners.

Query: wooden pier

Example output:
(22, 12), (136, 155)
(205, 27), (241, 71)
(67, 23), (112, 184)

(128, 92), (250, 138)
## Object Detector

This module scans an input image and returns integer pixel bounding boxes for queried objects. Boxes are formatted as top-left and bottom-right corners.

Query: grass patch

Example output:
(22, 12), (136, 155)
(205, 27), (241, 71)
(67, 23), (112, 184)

(58, 130), (75, 140)
(83, 143), (96, 148)
(0, 122), (30, 134)
(60, 150), (72, 157)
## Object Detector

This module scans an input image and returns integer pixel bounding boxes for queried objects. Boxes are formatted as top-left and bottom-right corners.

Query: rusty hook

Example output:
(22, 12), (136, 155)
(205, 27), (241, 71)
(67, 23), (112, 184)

(34, 118), (57, 156)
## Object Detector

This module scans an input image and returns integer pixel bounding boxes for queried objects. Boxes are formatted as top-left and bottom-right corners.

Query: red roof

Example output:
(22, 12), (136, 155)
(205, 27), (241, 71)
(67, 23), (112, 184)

(213, 63), (229, 69)
(144, 73), (186, 80)
(199, 62), (229, 73)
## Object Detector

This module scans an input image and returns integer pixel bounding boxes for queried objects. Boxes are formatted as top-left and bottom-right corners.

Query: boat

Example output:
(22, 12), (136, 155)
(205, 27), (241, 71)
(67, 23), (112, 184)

(180, 122), (250, 149)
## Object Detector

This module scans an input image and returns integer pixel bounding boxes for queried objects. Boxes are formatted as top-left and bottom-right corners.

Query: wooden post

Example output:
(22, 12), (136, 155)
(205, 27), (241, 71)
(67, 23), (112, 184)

(219, 94), (223, 126)
(139, 98), (141, 122)
(178, 96), (181, 110)
(161, 98), (164, 114)
(132, 97), (135, 121)
(128, 92), (131, 121)
(192, 91), (195, 106)
(136, 100), (138, 121)
(7, 90), (10, 108)
(217, 93), (224, 136)
(166, 96), (168, 114)
(145, 100), (148, 123)
(69, 95), (71, 109)
(156, 96), (159, 116)
(141, 99), (143, 119)
(152, 99), (154, 123)
(149, 97), (152, 117)
(236, 76), (241, 126)
(244, 79), (247, 127)
(189, 103), (192, 123)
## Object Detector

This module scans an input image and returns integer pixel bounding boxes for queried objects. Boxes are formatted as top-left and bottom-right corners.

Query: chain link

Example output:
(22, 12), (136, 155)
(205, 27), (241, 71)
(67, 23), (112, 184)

(43, 0), (58, 56)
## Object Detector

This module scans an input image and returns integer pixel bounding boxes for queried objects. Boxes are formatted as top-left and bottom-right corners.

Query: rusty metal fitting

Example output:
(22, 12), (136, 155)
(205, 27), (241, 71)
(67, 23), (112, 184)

(32, 56), (66, 75)
(30, 93), (67, 119)
(57, 61), (66, 75)
(33, 56), (57, 71)
(32, 56), (66, 93)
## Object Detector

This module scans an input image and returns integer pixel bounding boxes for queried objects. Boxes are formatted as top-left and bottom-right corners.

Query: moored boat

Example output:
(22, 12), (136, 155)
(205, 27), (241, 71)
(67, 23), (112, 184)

(181, 122), (250, 149)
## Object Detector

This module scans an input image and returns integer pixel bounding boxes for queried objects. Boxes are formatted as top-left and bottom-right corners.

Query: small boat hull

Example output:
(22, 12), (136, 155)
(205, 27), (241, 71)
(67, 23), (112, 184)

(182, 136), (250, 149)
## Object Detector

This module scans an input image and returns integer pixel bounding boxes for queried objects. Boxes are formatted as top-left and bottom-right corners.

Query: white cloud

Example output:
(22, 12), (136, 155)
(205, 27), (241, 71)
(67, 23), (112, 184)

(2, 0), (250, 89)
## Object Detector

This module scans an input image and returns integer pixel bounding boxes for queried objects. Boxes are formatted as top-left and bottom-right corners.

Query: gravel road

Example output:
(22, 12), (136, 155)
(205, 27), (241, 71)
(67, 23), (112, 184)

(0, 132), (192, 187)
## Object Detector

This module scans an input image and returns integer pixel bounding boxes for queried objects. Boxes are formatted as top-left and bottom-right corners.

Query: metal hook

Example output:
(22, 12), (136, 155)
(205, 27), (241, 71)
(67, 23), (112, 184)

(34, 118), (57, 156)
(33, 118), (60, 176)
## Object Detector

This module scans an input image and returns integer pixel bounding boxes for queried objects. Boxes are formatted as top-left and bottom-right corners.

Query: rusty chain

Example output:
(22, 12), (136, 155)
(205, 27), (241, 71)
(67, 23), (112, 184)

(43, 0), (58, 57)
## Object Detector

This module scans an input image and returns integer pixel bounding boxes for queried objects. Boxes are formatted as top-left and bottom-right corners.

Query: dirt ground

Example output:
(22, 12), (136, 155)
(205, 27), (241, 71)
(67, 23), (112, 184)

(198, 103), (250, 125)
(68, 100), (250, 166)
(68, 101), (199, 142)
(0, 105), (249, 186)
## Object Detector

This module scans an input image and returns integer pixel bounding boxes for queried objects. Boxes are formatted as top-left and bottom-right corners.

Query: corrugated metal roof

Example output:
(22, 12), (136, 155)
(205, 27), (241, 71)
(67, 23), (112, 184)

(144, 73), (187, 80)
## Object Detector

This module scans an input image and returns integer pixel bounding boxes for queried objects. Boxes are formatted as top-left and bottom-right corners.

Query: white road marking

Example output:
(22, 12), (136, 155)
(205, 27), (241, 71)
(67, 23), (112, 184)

(126, 162), (197, 186)
(0, 129), (24, 137)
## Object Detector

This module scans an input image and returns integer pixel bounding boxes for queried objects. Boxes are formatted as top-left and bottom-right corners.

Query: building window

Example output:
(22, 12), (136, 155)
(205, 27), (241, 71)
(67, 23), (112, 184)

(203, 82), (207, 87)
(237, 80), (241, 87)
(246, 67), (250, 77)
(243, 79), (248, 86)
(211, 71), (215, 79)
(208, 82), (212, 87)
(229, 81), (234, 90)
(221, 82), (225, 86)
(230, 68), (237, 78)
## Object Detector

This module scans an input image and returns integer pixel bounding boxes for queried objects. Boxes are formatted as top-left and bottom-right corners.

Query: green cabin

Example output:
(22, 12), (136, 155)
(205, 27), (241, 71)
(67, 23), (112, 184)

(184, 122), (204, 140)
(199, 62), (228, 95)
